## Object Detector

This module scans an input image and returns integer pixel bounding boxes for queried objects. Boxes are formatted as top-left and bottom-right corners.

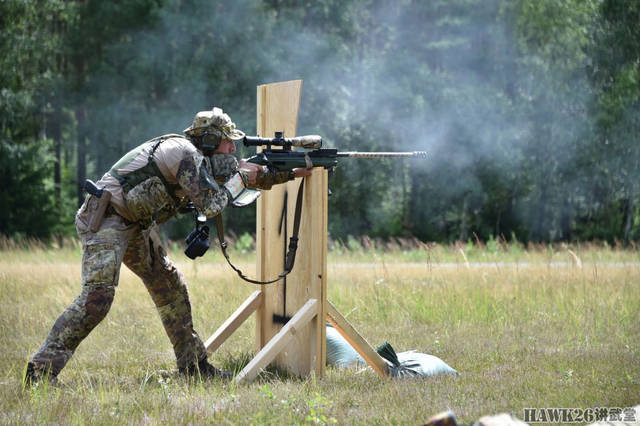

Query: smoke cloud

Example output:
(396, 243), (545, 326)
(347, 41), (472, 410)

(83, 0), (599, 241)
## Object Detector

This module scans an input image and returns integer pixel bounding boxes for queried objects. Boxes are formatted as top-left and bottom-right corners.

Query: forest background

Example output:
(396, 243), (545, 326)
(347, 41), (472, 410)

(1, 0), (639, 245)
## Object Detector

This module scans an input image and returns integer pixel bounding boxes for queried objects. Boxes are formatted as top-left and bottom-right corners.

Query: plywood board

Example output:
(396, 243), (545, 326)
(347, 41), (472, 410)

(283, 168), (327, 374)
(255, 80), (327, 377)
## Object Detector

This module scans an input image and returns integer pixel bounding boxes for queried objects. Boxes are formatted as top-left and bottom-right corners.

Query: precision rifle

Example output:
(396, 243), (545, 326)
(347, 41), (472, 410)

(243, 132), (427, 171)
(191, 131), (427, 286)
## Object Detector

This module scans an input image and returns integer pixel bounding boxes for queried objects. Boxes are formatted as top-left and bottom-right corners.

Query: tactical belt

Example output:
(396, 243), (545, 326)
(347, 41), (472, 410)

(214, 179), (305, 285)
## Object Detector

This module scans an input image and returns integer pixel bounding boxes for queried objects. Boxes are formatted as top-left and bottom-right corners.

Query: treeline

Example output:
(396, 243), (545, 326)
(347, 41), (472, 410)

(1, 0), (638, 244)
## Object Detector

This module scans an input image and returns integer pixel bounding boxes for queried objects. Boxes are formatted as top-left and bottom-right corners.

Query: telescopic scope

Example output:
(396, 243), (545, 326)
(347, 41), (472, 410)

(243, 133), (322, 150)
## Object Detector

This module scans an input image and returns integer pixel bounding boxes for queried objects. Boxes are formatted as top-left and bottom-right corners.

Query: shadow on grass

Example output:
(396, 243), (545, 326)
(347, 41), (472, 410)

(217, 351), (307, 383)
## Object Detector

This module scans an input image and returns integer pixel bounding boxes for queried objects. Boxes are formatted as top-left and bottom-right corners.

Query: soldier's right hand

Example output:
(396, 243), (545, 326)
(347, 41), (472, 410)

(238, 160), (264, 186)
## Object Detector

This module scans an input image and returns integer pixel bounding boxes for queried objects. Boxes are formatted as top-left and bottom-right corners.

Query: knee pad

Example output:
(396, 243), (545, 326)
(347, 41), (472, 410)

(80, 283), (115, 327)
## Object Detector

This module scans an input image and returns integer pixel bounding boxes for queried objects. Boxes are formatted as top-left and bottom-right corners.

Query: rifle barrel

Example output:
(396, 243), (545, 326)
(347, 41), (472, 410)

(336, 151), (427, 159)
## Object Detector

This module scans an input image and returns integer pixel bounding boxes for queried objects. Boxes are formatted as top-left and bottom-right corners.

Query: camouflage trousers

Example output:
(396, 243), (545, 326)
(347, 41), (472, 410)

(30, 196), (207, 377)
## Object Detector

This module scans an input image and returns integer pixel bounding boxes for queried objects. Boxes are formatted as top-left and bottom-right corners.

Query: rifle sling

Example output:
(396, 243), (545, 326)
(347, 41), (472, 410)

(215, 180), (305, 285)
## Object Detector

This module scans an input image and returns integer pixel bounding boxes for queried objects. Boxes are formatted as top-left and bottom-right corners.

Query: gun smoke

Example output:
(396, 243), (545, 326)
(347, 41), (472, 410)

(81, 0), (632, 242)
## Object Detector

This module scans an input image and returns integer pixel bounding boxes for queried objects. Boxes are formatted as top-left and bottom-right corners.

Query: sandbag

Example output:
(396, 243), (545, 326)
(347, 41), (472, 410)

(326, 325), (365, 367)
(326, 324), (458, 378)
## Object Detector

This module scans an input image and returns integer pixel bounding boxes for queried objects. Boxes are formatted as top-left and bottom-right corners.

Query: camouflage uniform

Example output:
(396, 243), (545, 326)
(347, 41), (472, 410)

(29, 130), (292, 379)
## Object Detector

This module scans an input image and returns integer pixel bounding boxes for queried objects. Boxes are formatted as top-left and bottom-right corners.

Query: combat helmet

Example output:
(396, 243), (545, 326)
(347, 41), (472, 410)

(184, 107), (245, 151)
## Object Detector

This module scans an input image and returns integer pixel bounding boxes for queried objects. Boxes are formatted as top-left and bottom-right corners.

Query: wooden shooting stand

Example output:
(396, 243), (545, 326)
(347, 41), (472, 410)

(204, 80), (389, 383)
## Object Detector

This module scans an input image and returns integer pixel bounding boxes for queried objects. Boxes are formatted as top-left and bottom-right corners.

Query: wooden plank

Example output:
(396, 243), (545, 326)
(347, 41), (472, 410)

(236, 299), (318, 384)
(291, 168), (326, 375)
(270, 168), (327, 376)
(255, 80), (303, 356)
(204, 290), (262, 355)
(326, 301), (389, 377)
(255, 80), (327, 377)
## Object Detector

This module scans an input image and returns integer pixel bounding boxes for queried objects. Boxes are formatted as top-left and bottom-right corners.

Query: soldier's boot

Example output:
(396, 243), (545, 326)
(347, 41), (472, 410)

(23, 362), (58, 388)
(179, 359), (233, 381)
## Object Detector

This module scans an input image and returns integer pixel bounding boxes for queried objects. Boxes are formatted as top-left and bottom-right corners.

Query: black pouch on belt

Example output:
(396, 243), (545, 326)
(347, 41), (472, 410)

(84, 179), (112, 232)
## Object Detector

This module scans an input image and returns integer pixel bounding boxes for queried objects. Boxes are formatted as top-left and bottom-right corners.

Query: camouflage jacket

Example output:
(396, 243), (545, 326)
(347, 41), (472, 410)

(96, 135), (292, 226)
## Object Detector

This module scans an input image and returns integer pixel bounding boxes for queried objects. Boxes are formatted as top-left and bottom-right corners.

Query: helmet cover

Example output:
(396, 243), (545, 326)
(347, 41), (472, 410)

(183, 107), (245, 141)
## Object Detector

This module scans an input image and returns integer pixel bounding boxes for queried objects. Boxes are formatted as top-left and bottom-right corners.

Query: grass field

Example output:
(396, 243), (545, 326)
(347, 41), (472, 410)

(1, 241), (638, 424)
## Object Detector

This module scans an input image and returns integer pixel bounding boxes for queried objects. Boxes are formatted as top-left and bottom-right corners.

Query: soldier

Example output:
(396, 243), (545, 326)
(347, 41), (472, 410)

(25, 107), (312, 385)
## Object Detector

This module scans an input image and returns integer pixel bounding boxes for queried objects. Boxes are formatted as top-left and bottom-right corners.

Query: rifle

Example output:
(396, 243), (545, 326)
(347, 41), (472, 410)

(198, 131), (427, 286)
(243, 132), (427, 171)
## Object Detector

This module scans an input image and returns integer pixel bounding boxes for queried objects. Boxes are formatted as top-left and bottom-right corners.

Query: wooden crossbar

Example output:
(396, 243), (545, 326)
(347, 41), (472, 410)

(236, 299), (319, 383)
(326, 301), (389, 377)
(205, 290), (262, 355)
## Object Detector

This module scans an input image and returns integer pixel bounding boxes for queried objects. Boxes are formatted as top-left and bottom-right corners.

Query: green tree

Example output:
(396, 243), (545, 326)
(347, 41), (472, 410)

(584, 0), (640, 243)
(0, 0), (73, 238)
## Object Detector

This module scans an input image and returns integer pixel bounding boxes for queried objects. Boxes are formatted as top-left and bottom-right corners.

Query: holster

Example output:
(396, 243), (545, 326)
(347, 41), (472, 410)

(88, 191), (112, 232)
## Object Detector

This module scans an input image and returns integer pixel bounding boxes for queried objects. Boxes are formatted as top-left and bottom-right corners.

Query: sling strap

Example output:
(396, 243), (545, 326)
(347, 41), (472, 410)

(109, 135), (182, 202)
(215, 180), (305, 285)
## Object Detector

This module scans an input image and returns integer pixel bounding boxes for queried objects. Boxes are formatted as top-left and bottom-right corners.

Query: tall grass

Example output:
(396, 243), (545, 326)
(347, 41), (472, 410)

(1, 240), (638, 424)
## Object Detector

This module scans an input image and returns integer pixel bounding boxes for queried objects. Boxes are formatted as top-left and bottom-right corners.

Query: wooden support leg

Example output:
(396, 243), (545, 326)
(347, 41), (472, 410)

(205, 291), (263, 355)
(236, 299), (319, 384)
(326, 300), (389, 377)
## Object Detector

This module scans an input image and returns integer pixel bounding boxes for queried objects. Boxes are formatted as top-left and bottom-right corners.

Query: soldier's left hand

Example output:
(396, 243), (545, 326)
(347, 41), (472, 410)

(293, 168), (313, 178)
